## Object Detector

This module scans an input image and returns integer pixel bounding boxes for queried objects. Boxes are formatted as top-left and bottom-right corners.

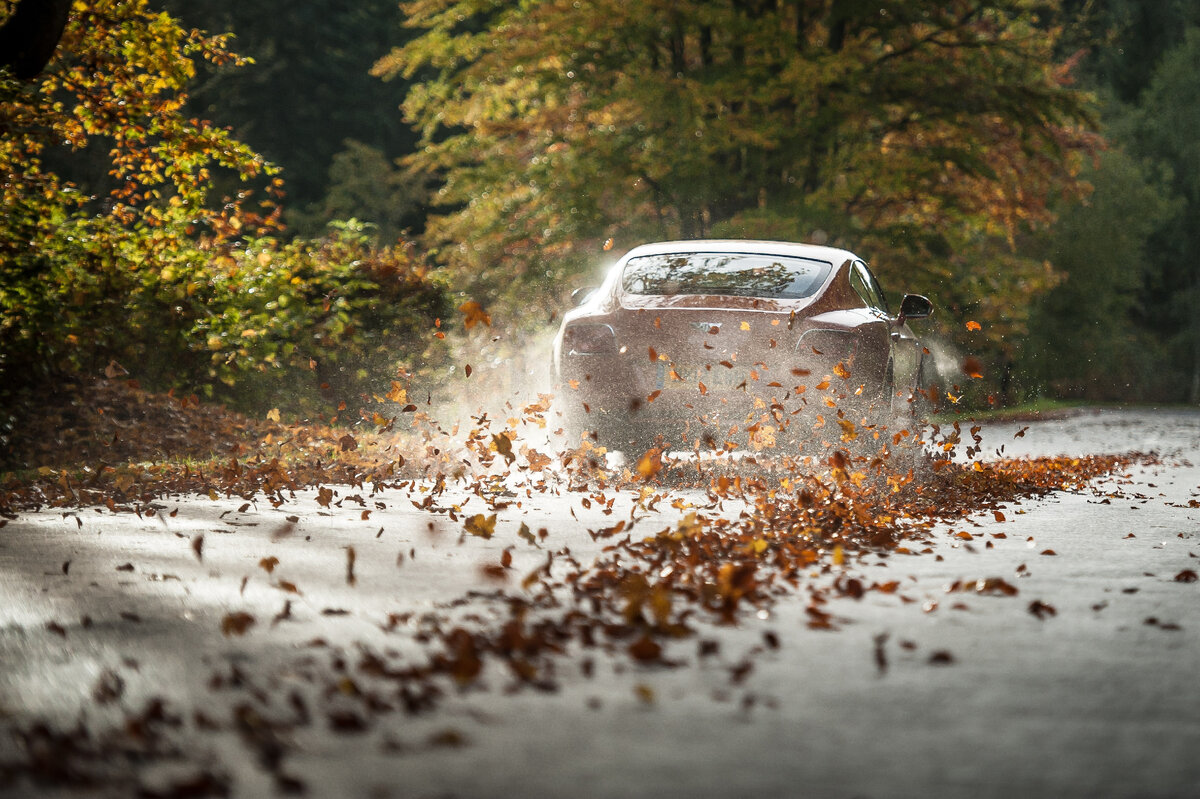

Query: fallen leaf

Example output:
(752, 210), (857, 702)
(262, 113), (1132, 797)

(221, 612), (256, 636)
(1028, 600), (1057, 619)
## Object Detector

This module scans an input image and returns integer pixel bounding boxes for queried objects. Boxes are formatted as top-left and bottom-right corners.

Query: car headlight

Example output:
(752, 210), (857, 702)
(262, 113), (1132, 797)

(563, 323), (616, 355)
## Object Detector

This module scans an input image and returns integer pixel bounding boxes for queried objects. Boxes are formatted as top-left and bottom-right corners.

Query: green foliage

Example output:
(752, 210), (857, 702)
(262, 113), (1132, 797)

(1019, 150), (1177, 400)
(186, 223), (451, 409)
(382, 0), (1099, 327)
(286, 140), (429, 244)
(1126, 25), (1200, 401)
(1058, 0), (1200, 102)
(1, 0), (449, 427)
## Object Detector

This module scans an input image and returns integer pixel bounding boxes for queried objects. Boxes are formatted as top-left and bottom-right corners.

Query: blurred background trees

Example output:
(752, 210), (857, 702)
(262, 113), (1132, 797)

(6, 0), (1200, 425)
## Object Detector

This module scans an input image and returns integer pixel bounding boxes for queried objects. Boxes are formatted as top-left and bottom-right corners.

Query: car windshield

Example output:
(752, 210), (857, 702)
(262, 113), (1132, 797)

(621, 252), (832, 299)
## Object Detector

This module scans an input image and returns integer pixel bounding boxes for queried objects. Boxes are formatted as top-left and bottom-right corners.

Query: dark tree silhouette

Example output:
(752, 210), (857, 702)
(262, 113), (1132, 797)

(0, 0), (70, 79)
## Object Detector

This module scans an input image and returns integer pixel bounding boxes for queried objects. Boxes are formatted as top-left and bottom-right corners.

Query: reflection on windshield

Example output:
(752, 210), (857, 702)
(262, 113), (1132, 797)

(621, 253), (832, 299)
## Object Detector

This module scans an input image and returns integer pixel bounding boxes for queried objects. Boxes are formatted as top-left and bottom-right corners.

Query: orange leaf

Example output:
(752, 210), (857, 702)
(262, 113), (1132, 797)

(636, 449), (663, 480)
(458, 300), (492, 329)
(966, 320), (982, 331)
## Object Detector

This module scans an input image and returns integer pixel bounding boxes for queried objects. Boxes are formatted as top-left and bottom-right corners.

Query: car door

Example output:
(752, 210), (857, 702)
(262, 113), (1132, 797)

(854, 261), (921, 395)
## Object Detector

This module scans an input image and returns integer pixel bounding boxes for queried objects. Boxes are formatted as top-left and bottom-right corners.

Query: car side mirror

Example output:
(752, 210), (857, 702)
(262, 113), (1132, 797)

(898, 293), (933, 322)
(571, 286), (597, 307)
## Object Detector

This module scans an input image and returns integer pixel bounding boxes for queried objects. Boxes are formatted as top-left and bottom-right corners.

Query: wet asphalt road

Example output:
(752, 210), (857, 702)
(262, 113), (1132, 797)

(2, 408), (1200, 798)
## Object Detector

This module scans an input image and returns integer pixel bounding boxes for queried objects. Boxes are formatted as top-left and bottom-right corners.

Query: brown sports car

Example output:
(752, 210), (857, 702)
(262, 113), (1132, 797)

(553, 240), (933, 452)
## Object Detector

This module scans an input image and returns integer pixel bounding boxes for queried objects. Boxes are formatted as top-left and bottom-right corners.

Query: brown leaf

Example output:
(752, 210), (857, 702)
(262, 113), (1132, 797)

(191, 534), (204, 562)
(1028, 600), (1057, 619)
(221, 612), (256, 636)
(491, 433), (515, 464)
(92, 669), (125, 704)
(962, 356), (984, 379)
(1174, 569), (1198, 583)
(629, 635), (662, 661)
(259, 556), (279, 574)
(346, 546), (357, 586)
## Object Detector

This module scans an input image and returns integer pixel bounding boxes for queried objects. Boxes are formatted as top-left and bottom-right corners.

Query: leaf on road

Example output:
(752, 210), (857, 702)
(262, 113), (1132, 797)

(221, 612), (255, 636)
(1028, 600), (1057, 619)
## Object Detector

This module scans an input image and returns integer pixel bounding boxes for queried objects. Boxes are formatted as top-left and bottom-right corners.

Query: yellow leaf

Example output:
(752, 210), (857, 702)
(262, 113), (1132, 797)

(386, 381), (407, 404)
(464, 513), (497, 538)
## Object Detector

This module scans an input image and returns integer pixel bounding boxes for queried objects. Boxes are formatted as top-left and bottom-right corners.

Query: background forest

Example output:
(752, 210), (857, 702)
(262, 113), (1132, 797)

(4, 0), (1200, 442)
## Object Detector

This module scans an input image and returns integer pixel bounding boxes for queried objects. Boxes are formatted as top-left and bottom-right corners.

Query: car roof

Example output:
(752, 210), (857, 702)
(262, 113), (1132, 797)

(620, 239), (859, 265)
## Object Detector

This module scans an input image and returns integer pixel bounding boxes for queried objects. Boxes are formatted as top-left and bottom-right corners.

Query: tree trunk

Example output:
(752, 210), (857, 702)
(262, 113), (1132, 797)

(0, 0), (71, 80)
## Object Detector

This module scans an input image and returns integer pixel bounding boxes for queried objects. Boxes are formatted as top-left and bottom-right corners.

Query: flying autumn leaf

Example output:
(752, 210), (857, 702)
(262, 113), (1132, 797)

(385, 381), (407, 403)
(458, 300), (492, 329)
(966, 320), (982, 331)
(491, 433), (515, 464)
(636, 448), (664, 480)
(464, 513), (497, 538)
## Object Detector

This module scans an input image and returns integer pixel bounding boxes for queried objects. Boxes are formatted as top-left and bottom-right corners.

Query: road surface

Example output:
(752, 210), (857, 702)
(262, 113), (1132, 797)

(2, 408), (1199, 798)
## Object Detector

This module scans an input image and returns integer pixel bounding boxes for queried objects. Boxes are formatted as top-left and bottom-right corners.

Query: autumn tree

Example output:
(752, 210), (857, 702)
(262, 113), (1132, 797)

(0, 0), (448, 437)
(379, 0), (1098, 329)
